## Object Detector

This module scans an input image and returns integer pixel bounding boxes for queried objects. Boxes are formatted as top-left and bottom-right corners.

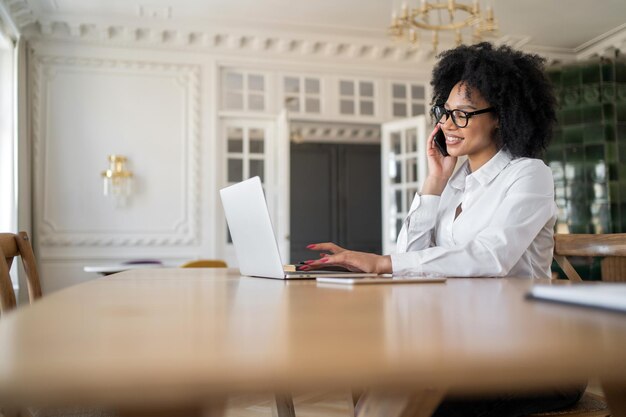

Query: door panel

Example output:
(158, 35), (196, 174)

(342, 144), (382, 254)
(290, 142), (381, 262)
(290, 143), (338, 262)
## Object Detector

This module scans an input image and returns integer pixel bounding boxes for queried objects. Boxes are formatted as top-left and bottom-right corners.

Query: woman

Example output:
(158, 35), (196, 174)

(303, 43), (585, 416)
(302, 42), (557, 279)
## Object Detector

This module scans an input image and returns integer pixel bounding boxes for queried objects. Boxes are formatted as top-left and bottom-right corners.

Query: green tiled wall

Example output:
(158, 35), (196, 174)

(546, 57), (626, 280)
(546, 57), (626, 236)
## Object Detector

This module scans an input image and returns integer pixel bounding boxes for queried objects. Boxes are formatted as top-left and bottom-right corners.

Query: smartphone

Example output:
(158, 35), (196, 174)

(434, 129), (449, 157)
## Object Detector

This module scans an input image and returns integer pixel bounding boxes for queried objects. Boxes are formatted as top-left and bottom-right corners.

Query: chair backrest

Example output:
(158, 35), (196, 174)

(0, 232), (42, 315)
(554, 233), (626, 282)
(0, 248), (17, 313)
(180, 259), (228, 268)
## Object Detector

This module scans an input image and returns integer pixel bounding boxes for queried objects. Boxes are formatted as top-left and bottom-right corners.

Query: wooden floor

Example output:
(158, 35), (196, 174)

(223, 382), (606, 417)
(224, 392), (351, 417)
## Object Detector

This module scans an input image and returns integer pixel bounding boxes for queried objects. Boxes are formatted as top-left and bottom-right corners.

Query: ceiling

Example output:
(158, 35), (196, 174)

(11, 0), (626, 53)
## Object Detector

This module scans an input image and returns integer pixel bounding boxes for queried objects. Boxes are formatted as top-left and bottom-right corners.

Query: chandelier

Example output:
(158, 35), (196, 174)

(389, 0), (498, 53)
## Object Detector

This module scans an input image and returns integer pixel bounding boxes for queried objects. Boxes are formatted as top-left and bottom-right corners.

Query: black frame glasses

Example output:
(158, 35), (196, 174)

(431, 105), (495, 128)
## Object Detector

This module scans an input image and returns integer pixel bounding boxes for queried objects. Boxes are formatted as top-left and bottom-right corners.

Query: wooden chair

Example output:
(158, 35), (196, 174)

(525, 233), (626, 417)
(180, 259), (228, 268)
(1, 234), (116, 417)
(0, 249), (16, 314)
(0, 232), (42, 315)
(553, 233), (626, 282)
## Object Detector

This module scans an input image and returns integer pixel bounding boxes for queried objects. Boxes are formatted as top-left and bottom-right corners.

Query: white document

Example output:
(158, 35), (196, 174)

(316, 276), (446, 285)
(528, 283), (626, 313)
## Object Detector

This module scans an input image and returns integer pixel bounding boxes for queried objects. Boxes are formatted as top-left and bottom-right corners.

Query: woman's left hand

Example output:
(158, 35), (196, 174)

(302, 243), (392, 274)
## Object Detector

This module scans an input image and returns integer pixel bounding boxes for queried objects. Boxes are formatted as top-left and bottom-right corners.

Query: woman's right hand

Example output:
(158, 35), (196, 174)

(300, 242), (391, 274)
(423, 124), (457, 195)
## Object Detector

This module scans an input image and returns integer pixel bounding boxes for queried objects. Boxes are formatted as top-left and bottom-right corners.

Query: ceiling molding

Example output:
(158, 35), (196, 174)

(0, 0), (36, 31)
(492, 35), (571, 64)
(2, 0), (624, 65)
(575, 23), (626, 60)
(0, 0), (20, 39)
(0, 0), (459, 65)
(26, 20), (440, 64)
(517, 44), (579, 65)
(498, 25), (626, 64)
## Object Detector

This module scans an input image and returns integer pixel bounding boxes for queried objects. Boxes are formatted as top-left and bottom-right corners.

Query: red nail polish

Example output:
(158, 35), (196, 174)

(307, 244), (316, 249)
(300, 265), (310, 270)
(304, 260), (314, 265)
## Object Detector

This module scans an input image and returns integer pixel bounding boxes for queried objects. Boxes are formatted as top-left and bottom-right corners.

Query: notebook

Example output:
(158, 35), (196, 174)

(527, 283), (626, 313)
(219, 177), (378, 280)
(317, 276), (446, 285)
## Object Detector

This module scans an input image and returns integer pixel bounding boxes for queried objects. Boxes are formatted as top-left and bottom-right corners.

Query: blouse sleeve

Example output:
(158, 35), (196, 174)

(395, 194), (441, 253)
(391, 163), (556, 277)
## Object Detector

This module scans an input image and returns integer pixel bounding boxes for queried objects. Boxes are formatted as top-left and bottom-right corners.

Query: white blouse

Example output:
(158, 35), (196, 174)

(391, 149), (557, 279)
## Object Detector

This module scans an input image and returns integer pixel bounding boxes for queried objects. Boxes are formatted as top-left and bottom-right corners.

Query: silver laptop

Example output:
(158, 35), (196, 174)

(220, 177), (378, 280)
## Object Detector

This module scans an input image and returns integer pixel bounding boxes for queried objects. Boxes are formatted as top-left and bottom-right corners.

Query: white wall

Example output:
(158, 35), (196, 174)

(30, 43), (218, 293)
(28, 40), (432, 293)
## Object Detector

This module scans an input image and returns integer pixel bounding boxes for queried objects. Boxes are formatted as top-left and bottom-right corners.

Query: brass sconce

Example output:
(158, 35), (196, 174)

(101, 155), (133, 206)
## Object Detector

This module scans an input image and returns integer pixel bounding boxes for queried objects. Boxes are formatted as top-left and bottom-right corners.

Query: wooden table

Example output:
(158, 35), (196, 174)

(1, 269), (625, 416)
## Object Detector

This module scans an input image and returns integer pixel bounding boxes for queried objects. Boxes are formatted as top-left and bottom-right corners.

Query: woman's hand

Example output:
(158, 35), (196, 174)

(301, 242), (392, 274)
(423, 124), (458, 195)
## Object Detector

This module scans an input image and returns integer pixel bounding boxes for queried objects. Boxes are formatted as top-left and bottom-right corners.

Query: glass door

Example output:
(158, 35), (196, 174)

(220, 119), (275, 266)
(381, 116), (427, 254)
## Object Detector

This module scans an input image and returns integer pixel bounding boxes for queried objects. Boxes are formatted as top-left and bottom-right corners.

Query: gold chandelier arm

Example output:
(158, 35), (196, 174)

(410, 17), (478, 31)
(388, 1), (495, 50)
(410, 3), (479, 31)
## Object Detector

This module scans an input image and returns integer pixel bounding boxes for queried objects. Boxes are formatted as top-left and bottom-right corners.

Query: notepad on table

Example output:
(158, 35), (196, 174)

(527, 283), (626, 313)
(316, 276), (446, 285)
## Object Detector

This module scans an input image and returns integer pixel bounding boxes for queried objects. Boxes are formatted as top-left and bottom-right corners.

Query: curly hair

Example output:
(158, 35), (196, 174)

(430, 42), (556, 159)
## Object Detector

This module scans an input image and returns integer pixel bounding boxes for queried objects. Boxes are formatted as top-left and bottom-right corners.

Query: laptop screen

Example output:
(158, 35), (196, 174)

(220, 177), (286, 278)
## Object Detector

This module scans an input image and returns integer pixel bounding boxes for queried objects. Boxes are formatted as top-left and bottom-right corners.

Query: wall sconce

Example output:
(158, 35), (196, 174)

(101, 155), (133, 207)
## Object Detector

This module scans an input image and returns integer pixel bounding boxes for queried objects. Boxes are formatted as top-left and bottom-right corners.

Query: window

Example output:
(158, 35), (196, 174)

(283, 75), (322, 115)
(226, 126), (266, 183)
(339, 79), (376, 117)
(223, 122), (272, 243)
(222, 70), (268, 112)
(391, 82), (427, 118)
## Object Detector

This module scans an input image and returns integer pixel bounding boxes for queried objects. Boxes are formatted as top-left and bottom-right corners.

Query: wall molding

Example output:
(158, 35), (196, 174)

(290, 120), (381, 145)
(31, 52), (202, 247)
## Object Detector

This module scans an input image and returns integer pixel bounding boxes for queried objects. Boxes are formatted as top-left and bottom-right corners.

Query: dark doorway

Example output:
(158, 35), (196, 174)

(290, 142), (382, 263)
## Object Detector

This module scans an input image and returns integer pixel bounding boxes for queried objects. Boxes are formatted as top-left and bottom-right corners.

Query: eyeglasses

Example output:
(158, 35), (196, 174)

(431, 105), (495, 128)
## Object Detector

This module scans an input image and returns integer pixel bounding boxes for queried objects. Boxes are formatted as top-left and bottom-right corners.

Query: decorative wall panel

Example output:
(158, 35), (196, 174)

(32, 54), (201, 247)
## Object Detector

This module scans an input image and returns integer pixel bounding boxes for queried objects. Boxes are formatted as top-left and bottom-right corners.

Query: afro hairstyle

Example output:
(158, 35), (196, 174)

(430, 42), (557, 159)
